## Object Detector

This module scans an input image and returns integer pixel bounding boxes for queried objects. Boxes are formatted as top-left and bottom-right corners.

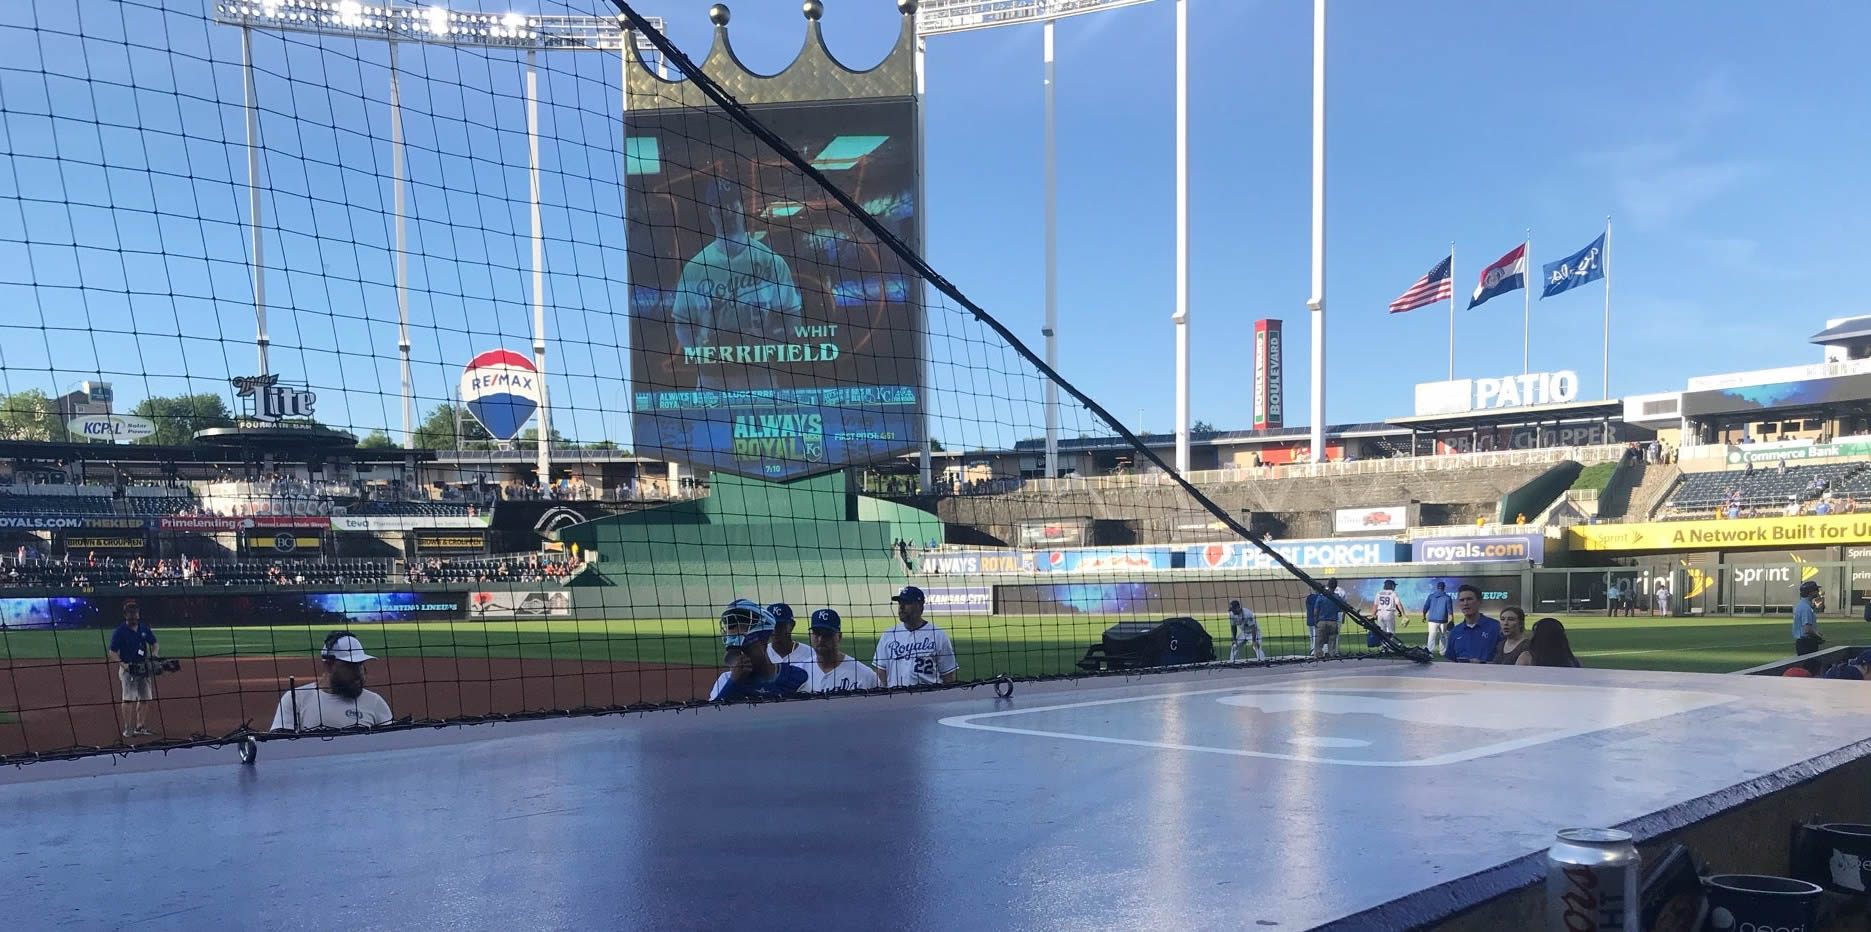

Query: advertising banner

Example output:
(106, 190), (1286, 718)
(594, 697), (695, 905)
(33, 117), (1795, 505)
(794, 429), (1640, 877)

(1727, 438), (1871, 465)
(459, 348), (541, 442)
(1413, 370), (1580, 416)
(1187, 538), (1401, 570)
(1682, 371), (1871, 418)
(922, 586), (992, 614)
(66, 414), (156, 441)
(1333, 506), (1407, 534)
(1252, 318), (1283, 429)
(1570, 514), (1871, 552)
(3, 592), (466, 629)
(920, 550), (1036, 575)
(330, 515), (489, 532)
(1031, 547), (1174, 574)
(158, 515), (330, 532)
(414, 530), (488, 553)
(627, 99), (921, 480)
(469, 589), (571, 619)
(996, 574), (1521, 618)
(1015, 518), (1091, 549)
(1415, 533), (1545, 565)
(0, 515), (91, 530)
(62, 535), (148, 552)
(245, 529), (324, 554)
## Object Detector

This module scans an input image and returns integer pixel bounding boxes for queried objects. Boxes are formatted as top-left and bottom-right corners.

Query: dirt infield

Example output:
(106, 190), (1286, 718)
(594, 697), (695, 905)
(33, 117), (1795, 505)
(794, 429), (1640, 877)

(0, 655), (721, 760)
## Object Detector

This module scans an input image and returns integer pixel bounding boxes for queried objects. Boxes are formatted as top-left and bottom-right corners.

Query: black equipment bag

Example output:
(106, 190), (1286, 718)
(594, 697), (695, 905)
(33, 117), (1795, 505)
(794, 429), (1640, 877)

(1077, 617), (1215, 672)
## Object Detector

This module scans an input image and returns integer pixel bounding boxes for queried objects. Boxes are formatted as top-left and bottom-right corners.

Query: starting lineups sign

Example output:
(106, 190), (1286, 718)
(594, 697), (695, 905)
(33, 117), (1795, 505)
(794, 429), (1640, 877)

(1253, 318), (1283, 429)
(1570, 514), (1871, 552)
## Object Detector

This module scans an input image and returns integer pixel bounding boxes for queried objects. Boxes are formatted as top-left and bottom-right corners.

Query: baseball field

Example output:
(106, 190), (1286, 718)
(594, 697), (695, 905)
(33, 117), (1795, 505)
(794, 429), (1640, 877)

(0, 611), (1815, 760)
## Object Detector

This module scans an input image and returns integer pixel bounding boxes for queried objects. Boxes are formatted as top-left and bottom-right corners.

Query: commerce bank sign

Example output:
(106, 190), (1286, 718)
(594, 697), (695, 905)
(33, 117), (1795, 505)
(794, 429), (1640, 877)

(1570, 514), (1871, 552)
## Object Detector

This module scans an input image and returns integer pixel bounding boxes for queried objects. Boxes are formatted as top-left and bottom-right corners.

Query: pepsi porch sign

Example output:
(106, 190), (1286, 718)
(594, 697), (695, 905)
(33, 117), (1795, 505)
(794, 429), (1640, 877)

(460, 349), (541, 442)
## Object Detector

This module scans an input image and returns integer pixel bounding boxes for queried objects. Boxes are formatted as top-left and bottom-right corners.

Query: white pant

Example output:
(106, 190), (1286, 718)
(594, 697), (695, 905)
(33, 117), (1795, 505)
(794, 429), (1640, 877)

(1229, 626), (1264, 662)
(1425, 622), (1448, 655)
(1376, 612), (1397, 635)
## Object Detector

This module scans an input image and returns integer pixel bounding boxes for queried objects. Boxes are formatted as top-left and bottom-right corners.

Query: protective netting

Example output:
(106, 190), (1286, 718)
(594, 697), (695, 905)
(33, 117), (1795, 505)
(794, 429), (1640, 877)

(0, 0), (1419, 765)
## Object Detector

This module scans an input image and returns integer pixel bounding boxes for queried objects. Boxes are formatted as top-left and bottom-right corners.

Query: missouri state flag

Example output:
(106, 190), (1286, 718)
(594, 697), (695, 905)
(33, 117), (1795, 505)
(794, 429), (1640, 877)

(1468, 243), (1528, 310)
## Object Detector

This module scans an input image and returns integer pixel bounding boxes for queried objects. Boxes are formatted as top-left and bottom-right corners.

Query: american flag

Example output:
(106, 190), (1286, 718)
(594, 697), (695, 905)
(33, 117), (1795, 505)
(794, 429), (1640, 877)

(1388, 255), (1453, 314)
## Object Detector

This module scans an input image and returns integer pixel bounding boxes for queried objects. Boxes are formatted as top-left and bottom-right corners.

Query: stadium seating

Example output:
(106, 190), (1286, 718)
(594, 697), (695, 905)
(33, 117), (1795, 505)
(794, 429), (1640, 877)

(1, 554), (571, 588)
(348, 501), (476, 517)
(1661, 463), (1869, 517)
(0, 494), (114, 515)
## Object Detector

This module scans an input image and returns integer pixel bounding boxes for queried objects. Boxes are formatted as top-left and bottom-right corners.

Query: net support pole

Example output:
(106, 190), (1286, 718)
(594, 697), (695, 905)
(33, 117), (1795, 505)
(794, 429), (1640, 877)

(527, 49), (550, 488)
(241, 26), (269, 377)
(1172, 0), (1191, 476)
(1306, 0), (1326, 465)
(1042, 20), (1059, 480)
(915, 34), (933, 494)
(390, 39), (413, 445)
(1447, 241), (1455, 381)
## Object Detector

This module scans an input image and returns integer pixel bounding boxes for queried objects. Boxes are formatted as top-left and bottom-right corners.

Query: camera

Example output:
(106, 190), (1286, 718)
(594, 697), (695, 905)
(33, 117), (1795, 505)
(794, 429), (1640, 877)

(125, 659), (182, 677)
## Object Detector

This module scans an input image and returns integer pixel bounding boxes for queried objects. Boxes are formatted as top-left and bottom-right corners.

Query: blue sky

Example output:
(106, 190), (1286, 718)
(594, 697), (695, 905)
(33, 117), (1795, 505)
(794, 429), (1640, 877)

(2, 0), (1867, 447)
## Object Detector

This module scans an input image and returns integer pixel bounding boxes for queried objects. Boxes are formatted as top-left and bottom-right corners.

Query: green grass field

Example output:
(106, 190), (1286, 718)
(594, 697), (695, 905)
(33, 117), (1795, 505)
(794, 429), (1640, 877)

(0, 612), (1804, 679)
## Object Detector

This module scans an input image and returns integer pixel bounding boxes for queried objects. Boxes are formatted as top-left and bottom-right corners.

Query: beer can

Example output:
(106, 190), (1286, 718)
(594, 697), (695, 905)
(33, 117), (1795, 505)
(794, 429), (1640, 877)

(1547, 827), (1641, 932)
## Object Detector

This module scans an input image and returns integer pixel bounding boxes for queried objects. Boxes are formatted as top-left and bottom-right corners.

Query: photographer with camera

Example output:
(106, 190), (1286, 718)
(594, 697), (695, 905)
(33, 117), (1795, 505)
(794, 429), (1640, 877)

(271, 632), (394, 732)
(106, 599), (159, 740)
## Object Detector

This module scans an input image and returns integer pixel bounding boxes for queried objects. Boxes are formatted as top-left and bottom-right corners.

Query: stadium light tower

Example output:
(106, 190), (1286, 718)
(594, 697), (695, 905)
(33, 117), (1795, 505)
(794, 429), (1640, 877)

(210, 2), (663, 484)
(915, 0), (1169, 479)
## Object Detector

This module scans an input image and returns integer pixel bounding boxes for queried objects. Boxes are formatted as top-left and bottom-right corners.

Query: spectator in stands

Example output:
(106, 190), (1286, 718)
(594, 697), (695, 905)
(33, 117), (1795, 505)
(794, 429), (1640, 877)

(711, 600), (807, 701)
(1518, 618), (1582, 667)
(764, 603), (813, 667)
(872, 586), (960, 687)
(1491, 606), (1531, 665)
(802, 609), (881, 693)
(1820, 649), (1871, 681)
(107, 599), (159, 739)
(270, 632), (394, 731)
(1794, 581), (1824, 657)
(1444, 584), (1502, 664)
(1306, 580), (1344, 658)
(1422, 581), (1454, 655)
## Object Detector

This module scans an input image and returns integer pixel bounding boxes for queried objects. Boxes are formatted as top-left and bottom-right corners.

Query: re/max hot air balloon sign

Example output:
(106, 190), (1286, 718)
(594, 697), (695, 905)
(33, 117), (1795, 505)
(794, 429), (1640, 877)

(459, 350), (540, 442)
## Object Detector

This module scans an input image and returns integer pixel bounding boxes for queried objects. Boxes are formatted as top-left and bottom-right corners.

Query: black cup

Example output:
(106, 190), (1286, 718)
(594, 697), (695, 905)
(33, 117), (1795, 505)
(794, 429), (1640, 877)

(1703, 874), (1822, 932)
(1800, 823), (1871, 894)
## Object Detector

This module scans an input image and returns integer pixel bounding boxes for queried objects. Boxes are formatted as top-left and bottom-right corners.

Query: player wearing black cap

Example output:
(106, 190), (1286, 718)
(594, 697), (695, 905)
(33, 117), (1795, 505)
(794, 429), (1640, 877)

(871, 586), (959, 687)
(1794, 580), (1824, 657)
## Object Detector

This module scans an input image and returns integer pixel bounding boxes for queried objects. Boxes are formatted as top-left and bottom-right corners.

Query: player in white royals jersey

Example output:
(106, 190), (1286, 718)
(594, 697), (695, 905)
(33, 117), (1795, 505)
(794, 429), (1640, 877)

(1227, 600), (1264, 662)
(871, 586), (959, 687)
(1370, 579), (1409, 640)
(802, 609), (882, 693)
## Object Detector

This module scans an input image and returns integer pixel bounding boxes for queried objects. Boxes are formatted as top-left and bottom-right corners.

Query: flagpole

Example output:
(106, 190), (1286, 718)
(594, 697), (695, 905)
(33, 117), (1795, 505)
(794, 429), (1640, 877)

(1602, 215), (1612, 399)
(1522, 228), (1531, 375)
(1447, 242), (1456, 381)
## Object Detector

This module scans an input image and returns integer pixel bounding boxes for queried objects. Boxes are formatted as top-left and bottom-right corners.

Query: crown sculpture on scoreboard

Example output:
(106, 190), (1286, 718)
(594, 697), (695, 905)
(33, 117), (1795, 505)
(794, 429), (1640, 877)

(625, 1), (919, 110)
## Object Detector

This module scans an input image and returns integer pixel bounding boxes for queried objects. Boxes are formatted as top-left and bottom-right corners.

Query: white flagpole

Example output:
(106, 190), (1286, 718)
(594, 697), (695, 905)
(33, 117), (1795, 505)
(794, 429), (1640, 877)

(1447, 242), (1456, 381)
(1602, 215), (1612, 399)
(1522, 228), (1532, 375)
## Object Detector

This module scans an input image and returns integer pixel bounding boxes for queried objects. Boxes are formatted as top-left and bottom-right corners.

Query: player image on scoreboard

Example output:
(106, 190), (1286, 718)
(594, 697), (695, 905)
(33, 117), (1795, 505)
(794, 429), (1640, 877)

(626, 99), (922, 481)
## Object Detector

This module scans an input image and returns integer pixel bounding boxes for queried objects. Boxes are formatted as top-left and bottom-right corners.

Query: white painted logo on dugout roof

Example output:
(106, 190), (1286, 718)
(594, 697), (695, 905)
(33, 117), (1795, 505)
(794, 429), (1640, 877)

(940, 675), (1736, 767)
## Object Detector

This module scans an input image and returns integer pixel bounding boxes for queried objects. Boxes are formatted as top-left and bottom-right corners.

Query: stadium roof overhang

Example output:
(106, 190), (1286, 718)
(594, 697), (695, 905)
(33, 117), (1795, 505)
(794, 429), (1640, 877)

(1384, 400), (1625, 433)
(1810, 317), (1871, 346)
(0, 438), (425, 463)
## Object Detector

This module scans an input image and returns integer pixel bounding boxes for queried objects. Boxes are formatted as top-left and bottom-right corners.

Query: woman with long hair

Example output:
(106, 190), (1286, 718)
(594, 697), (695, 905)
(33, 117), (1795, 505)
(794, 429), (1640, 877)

(1518, 617), (1583, 668)
(1492, 606), (1531, 665)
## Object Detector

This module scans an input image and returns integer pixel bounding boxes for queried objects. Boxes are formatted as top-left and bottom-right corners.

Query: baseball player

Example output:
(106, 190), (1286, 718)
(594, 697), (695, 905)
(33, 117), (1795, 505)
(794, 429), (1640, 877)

(671, 177), (803, 393)
(1422, 580), (1454, 654)
(802, 609), (882, 693)
(1227, 599), (1263, 662)
(765, 602), (814, 666)
(871, 586), (960, 687)
(270, 631), (394, 732)
(710, 599), (808, 701)
(1370, 579), (1409, 641)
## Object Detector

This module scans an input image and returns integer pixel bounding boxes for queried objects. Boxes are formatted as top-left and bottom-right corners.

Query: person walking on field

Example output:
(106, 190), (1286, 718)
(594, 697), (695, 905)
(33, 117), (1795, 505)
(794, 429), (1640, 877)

(1421, 581), (1454, 655)
(1370, 580), (1409, 643)
(107, 599), (159, 740)
(1306, 580), (1344, 659)
(1794, 581), (1824, 658)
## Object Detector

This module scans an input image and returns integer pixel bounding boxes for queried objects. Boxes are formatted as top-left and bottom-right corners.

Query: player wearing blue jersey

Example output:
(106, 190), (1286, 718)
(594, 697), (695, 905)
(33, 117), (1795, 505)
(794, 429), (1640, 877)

(710, 599), (808, 702)
(672, 179), (803, 392)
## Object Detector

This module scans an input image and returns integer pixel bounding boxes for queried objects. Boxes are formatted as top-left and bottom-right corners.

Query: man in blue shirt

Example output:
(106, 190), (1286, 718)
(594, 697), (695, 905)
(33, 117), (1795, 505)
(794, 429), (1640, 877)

(106, 599), (159, 739)
(1305, 580), (1345, 658)
(1421, 581), (1454, 655)
(1793, 581), (1823, 657)
(1444, 584), (1503, 663)
(709, 599), (808, 702)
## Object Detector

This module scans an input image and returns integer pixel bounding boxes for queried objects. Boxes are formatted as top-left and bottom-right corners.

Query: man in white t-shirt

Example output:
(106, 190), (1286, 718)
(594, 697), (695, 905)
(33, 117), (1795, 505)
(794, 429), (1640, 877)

(764, 602), (815, 667)
(802, 608), (882, 693)
(270, 632), (394, 732)
(871, 586), (959, 687)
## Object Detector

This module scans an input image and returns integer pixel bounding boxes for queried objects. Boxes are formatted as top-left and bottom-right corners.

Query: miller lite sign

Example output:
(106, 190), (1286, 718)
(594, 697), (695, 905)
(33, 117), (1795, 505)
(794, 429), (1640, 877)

(231, 374), (316, 422)
(1253, 318), (1284, 430)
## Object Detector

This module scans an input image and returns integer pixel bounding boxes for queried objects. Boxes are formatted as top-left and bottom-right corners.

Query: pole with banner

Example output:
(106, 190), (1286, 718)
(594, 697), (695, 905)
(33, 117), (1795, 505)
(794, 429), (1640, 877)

(1602, 215), (1612, 399)
(1522, 229), (1532, 375)
(1447, 241), (1455, 381)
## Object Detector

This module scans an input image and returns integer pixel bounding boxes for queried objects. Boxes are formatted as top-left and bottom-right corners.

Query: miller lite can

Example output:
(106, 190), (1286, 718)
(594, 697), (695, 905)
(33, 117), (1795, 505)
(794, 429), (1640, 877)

(1547, 827), (1640, 931)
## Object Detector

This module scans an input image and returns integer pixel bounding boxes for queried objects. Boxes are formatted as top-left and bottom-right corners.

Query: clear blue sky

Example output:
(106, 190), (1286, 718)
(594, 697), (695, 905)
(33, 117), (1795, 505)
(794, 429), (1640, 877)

(2, 0), (1867, 445)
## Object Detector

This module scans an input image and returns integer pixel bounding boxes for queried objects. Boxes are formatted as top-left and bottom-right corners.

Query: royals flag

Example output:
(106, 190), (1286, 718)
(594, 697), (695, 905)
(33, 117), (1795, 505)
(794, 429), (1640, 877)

(1388, 255), (1453, 314)
(1540, 232), (1606, 299)
(1469, 243), (1528, 310)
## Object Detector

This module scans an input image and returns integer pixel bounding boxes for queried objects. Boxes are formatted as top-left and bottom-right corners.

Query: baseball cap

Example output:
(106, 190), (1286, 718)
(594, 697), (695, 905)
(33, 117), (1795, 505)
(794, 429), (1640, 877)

(1854, 649), (1871, 667)
(1782, 666), (1814, 678)
(766, 603), (795, 625)
(892, 585), (925, 603)
(321, 634), (375, 664)
(1801, 580), (1822, 596)
(809, 608), (842, 632)
(720, 599), (776, 648)
(1822, 663), (1866, 681)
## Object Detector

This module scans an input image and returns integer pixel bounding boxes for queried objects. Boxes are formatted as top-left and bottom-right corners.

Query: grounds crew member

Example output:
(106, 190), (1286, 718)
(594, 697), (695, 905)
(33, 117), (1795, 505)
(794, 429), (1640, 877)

(711, 600), (808, 701)
(107, 599), (159, 739)
(1305, 580), (1344, 658)
(271, 631), (394, 731)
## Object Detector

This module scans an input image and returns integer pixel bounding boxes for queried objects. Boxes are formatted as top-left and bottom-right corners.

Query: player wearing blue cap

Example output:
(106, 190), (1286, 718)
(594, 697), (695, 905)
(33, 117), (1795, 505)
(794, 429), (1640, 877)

(709, 599), (808, 702)
(803, 609), (882, 693)
(764, 602), (814, 667)
(871, 586), (959, 687)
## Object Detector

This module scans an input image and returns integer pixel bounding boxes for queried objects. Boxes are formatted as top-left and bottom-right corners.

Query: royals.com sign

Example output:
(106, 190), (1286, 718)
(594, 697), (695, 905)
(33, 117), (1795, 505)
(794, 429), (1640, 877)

(1415, 534), (1544, 565)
